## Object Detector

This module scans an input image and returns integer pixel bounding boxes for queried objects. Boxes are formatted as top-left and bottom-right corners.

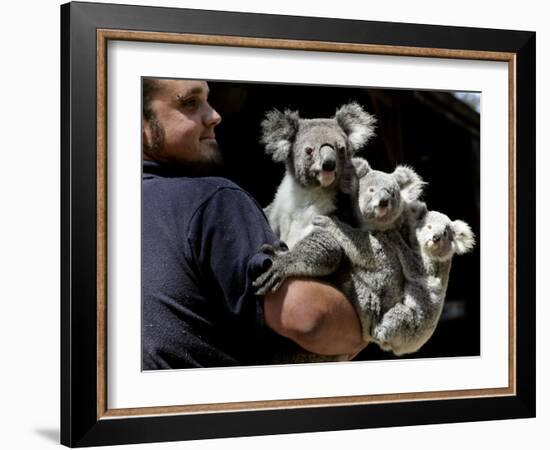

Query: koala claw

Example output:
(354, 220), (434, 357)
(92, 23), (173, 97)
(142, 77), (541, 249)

(312, 215), (331, 227)
(253, 268), (285, 296)
(259, 243), (277, 256)
(259, 242), (288, 256)
(372, 324), (392, 346)
(372, 328), (392, 351)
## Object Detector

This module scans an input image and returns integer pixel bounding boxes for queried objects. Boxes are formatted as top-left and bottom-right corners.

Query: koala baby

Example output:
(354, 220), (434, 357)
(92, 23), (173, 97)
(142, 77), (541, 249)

(372, 201), (476, 355)
(354, 158), (426, 231)
(254, 160), (426, 362)
(261, 103), (376, 248)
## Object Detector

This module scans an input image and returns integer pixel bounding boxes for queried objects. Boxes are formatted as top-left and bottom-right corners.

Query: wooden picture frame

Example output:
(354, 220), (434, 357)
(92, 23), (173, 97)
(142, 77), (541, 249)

(61, 1), (535, 446)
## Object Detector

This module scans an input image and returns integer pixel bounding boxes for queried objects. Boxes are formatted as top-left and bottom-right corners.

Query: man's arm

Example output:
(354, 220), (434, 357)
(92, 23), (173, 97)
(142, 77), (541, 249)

(263, 277), (366, 356)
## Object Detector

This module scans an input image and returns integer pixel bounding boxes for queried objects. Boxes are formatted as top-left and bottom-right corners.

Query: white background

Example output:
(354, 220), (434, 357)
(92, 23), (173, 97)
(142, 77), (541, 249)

(0, 0), (546, 449)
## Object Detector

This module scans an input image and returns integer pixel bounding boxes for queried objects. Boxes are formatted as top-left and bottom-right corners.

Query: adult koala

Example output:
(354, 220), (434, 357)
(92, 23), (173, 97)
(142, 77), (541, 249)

(254, 159), (426, 362)
(261, 103), (376, 248)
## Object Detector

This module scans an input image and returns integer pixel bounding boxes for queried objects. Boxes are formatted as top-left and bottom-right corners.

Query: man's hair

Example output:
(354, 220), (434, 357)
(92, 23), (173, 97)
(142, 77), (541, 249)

(142, 78), (164, 154)
(142, 78), (160, 121)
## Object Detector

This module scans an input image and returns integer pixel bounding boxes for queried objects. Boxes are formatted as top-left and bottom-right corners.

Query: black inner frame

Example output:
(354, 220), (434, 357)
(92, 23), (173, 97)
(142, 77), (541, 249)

(61, 2), (535, 447)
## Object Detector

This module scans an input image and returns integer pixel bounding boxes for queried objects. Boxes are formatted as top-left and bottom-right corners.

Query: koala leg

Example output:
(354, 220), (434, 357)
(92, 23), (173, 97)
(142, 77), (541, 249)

(372, 292), (426, 355)
(253, 229), (344, 295)
(372, 278), (446, 355)
(313, 215), (373, 268)
(350, 273), (382, 342)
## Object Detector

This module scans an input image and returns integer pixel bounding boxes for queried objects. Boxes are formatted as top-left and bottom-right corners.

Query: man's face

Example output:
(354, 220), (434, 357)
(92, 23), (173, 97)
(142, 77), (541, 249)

(143, 79), (222, 169)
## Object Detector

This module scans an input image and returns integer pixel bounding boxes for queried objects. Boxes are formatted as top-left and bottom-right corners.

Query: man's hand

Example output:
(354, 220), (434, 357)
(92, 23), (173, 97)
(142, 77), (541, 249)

(263, 277), (367, 356)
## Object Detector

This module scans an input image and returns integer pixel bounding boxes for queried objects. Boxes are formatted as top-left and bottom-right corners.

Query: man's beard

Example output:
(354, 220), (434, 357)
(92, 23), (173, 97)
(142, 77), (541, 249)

(185, 142), (225, 177)
(145, 115), (165, 155)
(145, 116), (225, 177)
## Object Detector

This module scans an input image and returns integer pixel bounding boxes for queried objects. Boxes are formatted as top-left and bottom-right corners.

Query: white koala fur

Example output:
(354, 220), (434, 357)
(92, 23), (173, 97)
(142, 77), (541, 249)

(261, 103), (376, 248)
(267, 175), (342, 248)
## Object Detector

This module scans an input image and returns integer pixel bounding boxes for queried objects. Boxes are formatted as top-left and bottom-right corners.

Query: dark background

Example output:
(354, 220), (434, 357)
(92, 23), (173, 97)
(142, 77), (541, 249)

(208, 80), (481, 361)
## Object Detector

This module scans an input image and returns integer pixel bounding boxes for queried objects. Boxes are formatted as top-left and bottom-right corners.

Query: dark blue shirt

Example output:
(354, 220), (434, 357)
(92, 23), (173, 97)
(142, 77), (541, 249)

(142, 160), (284, 369)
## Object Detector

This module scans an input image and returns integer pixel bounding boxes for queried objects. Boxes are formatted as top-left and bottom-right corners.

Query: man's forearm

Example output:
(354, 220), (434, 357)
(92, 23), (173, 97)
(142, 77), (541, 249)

(263, 278), (366, 355)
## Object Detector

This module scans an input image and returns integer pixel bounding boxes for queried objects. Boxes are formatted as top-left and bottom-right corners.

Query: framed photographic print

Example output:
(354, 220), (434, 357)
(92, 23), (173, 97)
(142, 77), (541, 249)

(61, 1), (535, 447)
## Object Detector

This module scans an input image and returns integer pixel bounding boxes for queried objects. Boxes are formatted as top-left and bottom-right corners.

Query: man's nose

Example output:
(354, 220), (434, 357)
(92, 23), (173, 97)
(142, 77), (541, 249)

(204, 105), (222, 127)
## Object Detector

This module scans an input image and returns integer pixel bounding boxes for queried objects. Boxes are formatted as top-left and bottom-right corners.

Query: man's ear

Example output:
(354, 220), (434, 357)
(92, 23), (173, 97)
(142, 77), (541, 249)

(143, 118), (152, 152)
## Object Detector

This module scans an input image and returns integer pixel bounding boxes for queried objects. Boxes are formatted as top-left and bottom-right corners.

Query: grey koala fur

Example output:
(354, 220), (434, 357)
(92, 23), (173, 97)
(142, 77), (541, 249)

(374, 201), (476, 355)
(254, 158), (427, 362)
(261, 103), (376, 248)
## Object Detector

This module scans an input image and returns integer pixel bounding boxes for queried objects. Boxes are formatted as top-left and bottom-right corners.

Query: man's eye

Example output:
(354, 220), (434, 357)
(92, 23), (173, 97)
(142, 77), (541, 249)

(177, 95), (200, 110)
(182, 98), (198, 109)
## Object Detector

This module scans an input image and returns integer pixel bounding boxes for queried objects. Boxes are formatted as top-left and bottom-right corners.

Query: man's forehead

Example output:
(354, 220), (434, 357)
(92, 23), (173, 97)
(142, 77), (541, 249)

(158, 79), (209, 97)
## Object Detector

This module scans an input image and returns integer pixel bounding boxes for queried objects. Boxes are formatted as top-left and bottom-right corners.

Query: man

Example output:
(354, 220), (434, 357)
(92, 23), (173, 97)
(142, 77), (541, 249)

(142, 78), (365, 369)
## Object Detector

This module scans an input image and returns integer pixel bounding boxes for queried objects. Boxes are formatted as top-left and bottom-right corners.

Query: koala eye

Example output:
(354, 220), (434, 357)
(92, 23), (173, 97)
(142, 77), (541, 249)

(305, 147), (314, 155)
(368, 187), (375, 193)
(427, 224), (432, 230)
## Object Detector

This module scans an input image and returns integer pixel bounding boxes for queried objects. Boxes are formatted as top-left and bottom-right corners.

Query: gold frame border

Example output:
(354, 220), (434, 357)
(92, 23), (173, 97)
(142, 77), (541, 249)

(96, 29), (517, 420)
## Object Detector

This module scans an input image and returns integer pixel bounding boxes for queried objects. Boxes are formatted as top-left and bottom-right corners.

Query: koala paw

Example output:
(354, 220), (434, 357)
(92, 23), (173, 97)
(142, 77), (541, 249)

(427, 276), (443, 291)
(253, 262), (287, 296)
(312, 215), (332, 228)
(259, 241), (288, 256)
(372, 324), (393, 348)
(386, 229), (402, 243)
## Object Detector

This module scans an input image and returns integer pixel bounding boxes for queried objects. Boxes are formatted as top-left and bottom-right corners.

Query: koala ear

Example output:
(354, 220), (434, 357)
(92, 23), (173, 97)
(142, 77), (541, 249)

(406, 200), (428, 225)
(261, 109), (300, 162)
(451, 220), (475, 254)
(334, 102), (376, 153)
(351, 157), (371, 178)
(393, 165), (427, 202)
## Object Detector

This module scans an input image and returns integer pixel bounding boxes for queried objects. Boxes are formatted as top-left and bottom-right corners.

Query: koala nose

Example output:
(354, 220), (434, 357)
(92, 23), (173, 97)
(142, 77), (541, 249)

(432, 234), (442, 243)
(378, 198), (389, 209)
(322, 159), (336, 172)
(319, 144), (337, 172)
